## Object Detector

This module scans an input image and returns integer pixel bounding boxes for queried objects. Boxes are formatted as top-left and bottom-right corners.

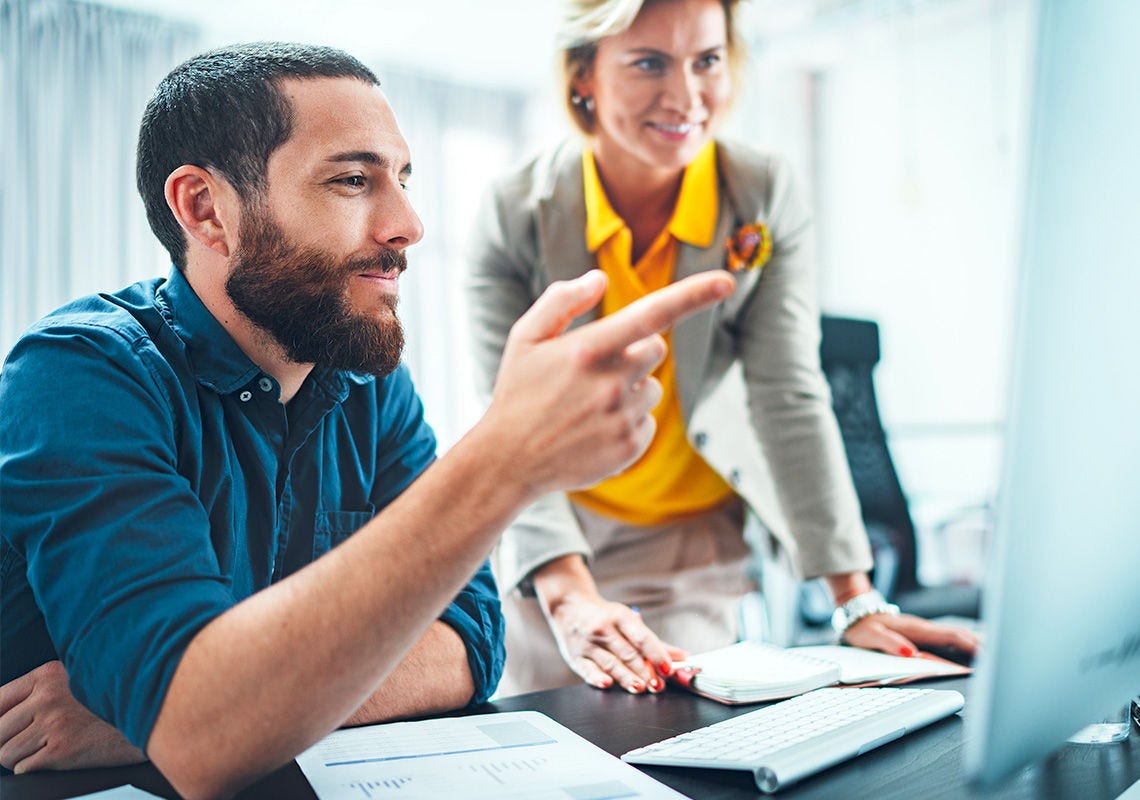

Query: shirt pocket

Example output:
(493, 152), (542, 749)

(313, 506), (375, 560)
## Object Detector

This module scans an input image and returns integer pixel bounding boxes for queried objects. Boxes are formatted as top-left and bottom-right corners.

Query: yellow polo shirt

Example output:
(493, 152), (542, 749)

(569, 142), (734, 525)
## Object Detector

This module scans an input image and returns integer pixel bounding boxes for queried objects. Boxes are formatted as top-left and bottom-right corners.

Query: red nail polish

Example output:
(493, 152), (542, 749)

(629, 681), (644, 693)
(900, 646), (916, 658)
(658, 661), (673, 676)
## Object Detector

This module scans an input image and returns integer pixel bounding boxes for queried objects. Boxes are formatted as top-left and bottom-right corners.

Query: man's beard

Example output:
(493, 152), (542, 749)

(225, 207), (406, 377)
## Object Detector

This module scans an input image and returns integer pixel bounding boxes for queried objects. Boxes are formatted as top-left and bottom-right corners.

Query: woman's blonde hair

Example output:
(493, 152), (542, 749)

(557, 0), (746, 135)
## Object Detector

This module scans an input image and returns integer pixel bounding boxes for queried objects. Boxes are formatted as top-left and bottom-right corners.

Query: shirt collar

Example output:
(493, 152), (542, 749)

(582, 141), (720, 253)
(668, 140), (719, 248)
(154, 268), (261, 395)
(154, 267), (354, 400)
(583, 149), (625, 253)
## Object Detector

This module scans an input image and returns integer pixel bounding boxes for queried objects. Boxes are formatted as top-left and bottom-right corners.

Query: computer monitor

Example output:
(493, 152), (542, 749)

(964, 0), (1140, 785)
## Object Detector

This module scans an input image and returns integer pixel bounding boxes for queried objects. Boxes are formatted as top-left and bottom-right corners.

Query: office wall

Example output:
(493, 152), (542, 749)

(376, 68), (530, 449)
(0, 0), (198, 358)
(732, 0), (1036, 583)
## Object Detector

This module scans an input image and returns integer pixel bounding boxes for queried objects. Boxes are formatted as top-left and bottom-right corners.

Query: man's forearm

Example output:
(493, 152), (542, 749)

(343, 621), (475, 726)
(146, 422), (529, 800)
(144, 272), (733, 800)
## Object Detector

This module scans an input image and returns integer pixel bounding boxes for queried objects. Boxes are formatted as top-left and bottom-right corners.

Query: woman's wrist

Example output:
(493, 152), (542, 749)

(825, 571), (874, 607)
(533, 554), (601, 614)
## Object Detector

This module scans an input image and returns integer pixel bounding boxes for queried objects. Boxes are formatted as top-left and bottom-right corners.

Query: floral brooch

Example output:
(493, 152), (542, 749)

(725, 222), (772, 273)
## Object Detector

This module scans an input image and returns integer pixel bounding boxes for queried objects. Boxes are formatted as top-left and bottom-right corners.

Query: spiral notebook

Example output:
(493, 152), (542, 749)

(672, 641), (970, 705)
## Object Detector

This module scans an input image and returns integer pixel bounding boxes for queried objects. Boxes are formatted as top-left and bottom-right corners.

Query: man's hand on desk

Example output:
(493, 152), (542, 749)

(844, 613), (980, 660)
(0, 660), (144, 773)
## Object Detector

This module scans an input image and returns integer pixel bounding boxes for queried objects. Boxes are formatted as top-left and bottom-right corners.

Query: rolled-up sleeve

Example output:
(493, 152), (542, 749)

(369, 367), (505, 703)
(438, 560), (505, 704)
(0, 321), (235, 749)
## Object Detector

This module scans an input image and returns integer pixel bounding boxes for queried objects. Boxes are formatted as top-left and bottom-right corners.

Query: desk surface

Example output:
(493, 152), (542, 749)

(3, 676), (1137, 800)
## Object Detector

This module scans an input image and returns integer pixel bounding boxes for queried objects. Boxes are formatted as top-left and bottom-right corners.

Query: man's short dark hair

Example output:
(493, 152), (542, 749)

(136, 42), (379, 270)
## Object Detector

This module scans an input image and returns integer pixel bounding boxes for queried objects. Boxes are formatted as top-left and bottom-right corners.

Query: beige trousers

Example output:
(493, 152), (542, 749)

(497, 496), (756, 696)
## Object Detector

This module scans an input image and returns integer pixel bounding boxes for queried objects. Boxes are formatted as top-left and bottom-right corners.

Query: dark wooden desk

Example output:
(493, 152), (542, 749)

(3, 677), (1137, 799)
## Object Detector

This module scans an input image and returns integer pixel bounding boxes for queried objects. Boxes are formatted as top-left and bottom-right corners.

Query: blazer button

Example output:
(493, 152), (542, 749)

(694, 432), (708, 449)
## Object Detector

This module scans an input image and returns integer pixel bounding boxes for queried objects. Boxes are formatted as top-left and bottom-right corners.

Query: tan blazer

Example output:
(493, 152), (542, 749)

(466, 139), (873, 594)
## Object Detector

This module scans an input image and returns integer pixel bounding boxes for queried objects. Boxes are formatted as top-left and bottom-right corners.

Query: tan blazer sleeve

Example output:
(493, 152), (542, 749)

(722, 151), (872, 578)
(465, 150), (591, 595)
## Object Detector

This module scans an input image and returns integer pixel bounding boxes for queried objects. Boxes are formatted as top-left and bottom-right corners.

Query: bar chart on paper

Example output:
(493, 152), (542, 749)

(296, 711), (689, 799)
(346, 778), (412, 798)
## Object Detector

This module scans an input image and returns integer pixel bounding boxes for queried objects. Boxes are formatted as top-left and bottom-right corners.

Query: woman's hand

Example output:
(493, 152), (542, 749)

(843, 613), (980, 659)
(826, 572), (980, 659)
(534, 555), (686, 692)
(546, 594), (687, 692)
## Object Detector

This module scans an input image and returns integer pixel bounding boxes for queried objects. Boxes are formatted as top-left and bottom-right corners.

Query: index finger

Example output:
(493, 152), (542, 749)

(574, 271), (735, 354)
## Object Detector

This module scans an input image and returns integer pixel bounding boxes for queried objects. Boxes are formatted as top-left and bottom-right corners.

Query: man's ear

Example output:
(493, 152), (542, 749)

(164, 165), (239, 259)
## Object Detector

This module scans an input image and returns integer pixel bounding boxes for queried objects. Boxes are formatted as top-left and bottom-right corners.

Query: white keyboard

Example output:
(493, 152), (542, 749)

(622, 687), (964, 793)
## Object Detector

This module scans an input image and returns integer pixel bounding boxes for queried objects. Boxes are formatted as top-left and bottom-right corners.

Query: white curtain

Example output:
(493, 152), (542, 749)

(0, 0), (198, 359)
(375, 66), (530, 450)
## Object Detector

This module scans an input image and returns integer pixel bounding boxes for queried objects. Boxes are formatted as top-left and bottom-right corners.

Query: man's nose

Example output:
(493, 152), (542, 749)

(370, 186), (424, 249)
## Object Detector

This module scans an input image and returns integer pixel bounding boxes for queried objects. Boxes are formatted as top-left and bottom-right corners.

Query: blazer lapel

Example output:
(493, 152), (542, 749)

(533, 141), (757, 376)
(672, 193), (735, 419)
(537, 144), (599, 331)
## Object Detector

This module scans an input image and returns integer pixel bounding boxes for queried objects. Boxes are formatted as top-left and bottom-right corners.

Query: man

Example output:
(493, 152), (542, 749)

(0, 43), (734, 798)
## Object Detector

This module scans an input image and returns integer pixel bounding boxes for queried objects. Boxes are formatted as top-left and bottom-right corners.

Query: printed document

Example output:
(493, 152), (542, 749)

(296, 710), (690, 800)
(61, 788), (164, 800)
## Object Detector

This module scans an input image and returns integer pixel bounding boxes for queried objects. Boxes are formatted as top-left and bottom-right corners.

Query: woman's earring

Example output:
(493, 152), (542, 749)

(571, 91), (595, 115)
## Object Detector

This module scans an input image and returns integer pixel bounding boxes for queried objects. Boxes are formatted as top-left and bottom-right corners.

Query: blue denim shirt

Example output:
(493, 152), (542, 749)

(0, 268), (504, 749)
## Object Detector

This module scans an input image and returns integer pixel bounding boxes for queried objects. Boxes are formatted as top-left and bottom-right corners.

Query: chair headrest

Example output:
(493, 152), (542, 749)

(820, 316), (881, 365)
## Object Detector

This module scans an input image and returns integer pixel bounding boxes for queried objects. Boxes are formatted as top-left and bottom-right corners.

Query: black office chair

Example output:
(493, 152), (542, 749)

(798, 316), (981, 628)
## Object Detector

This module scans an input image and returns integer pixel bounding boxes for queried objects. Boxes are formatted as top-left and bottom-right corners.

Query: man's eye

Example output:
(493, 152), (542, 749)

(339, 176), (367, 188)
(633, 57), (665, 72)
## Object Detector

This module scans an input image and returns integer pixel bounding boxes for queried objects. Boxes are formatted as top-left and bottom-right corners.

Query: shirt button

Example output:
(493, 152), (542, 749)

(258, 377), (274, 392)
(239, 390), (252, 402)
(729, 468), (742, 485)
(694, 432), (708, 449)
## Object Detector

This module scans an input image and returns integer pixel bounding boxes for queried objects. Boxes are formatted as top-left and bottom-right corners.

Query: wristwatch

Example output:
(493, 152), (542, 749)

(831, 589), (900, 636)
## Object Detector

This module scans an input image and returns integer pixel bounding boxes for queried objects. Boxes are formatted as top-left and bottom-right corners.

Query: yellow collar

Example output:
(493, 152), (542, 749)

(583, 141), (719, 253)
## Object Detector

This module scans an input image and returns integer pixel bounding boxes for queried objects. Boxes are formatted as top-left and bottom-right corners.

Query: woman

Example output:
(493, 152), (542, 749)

(467, 0), (978, 696)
